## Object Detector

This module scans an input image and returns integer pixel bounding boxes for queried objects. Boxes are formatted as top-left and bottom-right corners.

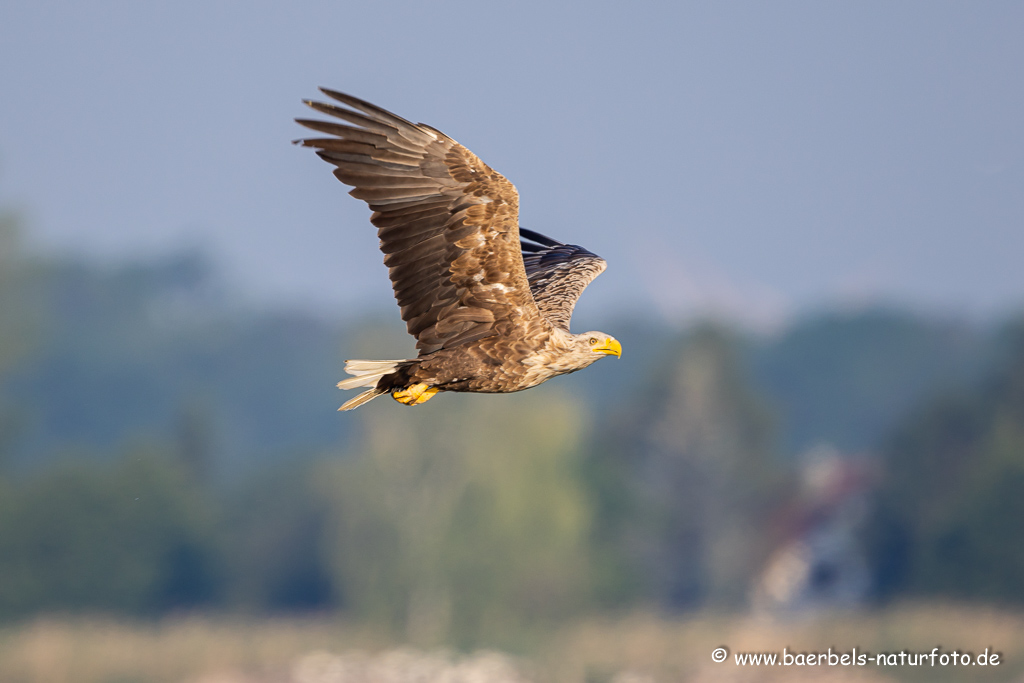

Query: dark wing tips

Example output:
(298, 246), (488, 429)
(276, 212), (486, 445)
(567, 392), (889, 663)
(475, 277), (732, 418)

(519, 228), (563, 248)
(520, 229), (601, 271)
(317, 88), (422, 130)
(293, 93), (430, 155)
(297, 90), (439, 148)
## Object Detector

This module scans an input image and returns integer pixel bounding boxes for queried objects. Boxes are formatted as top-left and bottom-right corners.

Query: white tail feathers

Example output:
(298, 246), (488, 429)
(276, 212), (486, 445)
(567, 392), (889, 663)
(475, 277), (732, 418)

(337, 359), (404, 389)
(336, 359), (404, 411)
(339, 387), (386, 411)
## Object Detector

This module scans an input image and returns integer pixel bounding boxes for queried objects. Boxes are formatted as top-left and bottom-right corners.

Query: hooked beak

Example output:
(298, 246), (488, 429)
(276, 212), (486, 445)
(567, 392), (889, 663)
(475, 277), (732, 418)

(592, 337), (622, 358)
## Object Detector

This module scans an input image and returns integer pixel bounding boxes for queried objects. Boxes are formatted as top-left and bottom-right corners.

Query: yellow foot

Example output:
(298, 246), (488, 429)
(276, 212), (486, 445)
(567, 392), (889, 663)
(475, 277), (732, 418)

(392, 383), (439, 406)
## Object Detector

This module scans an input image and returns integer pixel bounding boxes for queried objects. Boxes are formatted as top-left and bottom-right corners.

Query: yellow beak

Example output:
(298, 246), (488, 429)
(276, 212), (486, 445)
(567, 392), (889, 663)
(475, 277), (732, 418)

(593, 337), (622, 358)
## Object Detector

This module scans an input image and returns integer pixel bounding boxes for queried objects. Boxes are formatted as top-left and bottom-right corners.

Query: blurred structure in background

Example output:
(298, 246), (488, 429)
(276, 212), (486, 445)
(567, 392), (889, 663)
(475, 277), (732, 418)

(752, 445), (873, 613)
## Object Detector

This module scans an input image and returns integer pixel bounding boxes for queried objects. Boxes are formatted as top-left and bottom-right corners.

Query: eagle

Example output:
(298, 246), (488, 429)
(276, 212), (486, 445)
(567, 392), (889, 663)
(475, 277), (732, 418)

(295, 89), (621, 410)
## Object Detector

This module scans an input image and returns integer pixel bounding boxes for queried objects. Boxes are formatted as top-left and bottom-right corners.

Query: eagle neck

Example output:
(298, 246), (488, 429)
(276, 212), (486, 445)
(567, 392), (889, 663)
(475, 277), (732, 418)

(549, 326), (577, 350)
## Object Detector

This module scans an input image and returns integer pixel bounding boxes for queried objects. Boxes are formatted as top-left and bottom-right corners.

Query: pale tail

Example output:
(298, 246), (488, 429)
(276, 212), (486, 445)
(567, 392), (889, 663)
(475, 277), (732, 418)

(336, 359), (405, 411)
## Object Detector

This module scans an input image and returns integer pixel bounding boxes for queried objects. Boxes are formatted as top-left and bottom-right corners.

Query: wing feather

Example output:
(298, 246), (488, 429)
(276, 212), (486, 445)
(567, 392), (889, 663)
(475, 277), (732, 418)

(296, 91), (544, 353)
(519, 228), (607, 331)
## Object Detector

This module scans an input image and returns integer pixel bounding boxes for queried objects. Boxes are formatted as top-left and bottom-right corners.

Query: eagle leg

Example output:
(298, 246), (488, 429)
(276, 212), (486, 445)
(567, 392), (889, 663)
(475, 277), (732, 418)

(392, 383), (439, 406)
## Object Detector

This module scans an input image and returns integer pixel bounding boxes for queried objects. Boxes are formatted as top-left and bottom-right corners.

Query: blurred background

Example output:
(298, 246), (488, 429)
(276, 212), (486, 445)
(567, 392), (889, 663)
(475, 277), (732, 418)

(1, 2), (1023, 682)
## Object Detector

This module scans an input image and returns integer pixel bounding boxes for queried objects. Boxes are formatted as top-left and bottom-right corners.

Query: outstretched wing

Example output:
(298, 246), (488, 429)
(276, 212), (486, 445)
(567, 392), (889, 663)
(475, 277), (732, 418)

(295, 89), (544, 354)
(520, 228), (607, 331)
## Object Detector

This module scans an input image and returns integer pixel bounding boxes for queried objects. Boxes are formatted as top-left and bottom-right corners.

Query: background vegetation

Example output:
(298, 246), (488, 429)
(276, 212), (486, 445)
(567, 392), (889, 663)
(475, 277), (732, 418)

(1, 208), (1022, 680)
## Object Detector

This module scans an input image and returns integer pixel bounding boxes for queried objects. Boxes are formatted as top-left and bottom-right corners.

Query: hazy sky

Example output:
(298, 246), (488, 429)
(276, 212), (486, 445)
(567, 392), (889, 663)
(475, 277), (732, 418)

(1, 1), (1022, 328)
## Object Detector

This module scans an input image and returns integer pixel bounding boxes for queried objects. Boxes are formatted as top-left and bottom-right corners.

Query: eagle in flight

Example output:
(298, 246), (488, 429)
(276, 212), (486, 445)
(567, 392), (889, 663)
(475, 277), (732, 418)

(295, 89), (621, 410)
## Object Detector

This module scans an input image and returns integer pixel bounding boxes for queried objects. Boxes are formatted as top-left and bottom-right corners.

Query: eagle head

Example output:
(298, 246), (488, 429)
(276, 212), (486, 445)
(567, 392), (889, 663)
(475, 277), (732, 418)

(576, 332), (622, 361)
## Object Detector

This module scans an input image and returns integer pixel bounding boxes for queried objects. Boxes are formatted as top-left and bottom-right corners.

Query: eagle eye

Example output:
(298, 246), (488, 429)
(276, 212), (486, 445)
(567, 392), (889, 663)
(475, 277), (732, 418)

(588, 337), (598, 345)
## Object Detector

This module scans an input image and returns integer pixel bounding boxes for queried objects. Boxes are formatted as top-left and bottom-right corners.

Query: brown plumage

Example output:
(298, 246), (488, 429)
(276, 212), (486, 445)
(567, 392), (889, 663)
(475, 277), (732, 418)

(295, 89), (621, 410)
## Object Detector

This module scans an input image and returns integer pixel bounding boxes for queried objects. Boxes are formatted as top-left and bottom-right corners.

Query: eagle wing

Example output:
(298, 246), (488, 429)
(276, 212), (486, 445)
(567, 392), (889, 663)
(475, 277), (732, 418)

(296, 89), (543, 354)
(519, 228), (607, 331)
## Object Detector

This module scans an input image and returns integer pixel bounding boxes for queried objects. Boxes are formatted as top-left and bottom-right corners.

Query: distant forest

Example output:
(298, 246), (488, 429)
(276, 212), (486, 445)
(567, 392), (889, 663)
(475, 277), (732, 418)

(2, 222), (1023, 643)
(0, 242), (992, 475)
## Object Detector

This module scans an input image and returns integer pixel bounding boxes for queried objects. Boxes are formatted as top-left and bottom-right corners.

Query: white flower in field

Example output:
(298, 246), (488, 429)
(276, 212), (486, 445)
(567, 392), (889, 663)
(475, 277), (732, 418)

(290, 648), (533, 683)
(611, 672), (656, 683)
(291, 650), (365, 683)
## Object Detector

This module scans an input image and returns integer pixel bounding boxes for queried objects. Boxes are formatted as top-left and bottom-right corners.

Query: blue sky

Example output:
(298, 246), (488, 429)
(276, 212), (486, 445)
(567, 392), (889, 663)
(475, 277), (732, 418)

(1, 1), (1022, 329)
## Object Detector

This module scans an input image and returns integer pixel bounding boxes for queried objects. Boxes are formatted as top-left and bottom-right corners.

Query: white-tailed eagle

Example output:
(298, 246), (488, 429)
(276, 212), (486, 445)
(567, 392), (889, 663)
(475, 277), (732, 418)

(295, 90), (620, 410)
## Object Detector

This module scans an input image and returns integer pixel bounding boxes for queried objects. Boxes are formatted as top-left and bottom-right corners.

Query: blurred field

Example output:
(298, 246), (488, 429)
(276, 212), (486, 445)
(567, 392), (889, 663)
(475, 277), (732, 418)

(1, 605), (1021, 683)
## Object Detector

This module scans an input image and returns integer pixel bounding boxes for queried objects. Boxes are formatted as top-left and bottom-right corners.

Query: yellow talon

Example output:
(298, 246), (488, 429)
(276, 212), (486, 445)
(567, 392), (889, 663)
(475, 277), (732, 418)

(392, 383), (439, 405)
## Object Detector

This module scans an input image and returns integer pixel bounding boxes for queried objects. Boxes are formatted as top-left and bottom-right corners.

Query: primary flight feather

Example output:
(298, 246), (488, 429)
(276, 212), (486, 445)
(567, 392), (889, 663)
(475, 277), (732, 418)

(295, 89), (621, 410)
